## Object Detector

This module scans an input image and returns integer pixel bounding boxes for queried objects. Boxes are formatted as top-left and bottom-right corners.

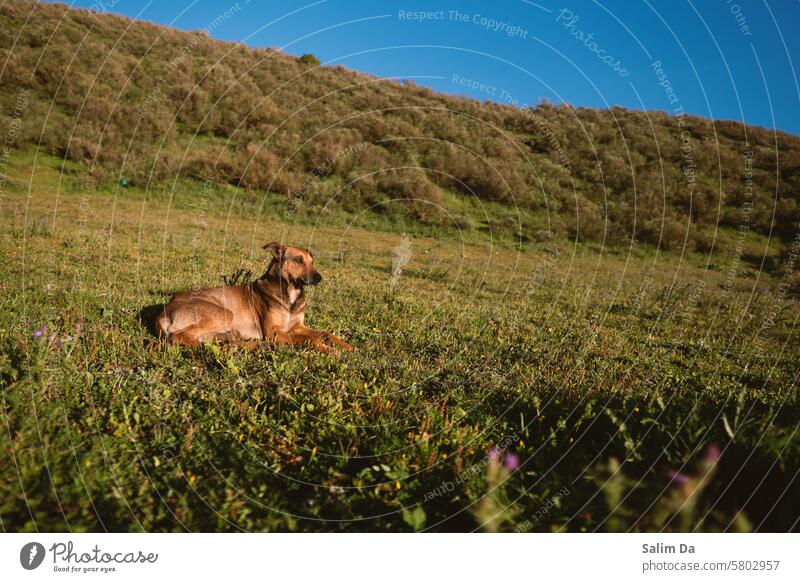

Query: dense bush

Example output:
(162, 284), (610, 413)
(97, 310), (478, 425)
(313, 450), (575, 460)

(299, 53), (320, 66)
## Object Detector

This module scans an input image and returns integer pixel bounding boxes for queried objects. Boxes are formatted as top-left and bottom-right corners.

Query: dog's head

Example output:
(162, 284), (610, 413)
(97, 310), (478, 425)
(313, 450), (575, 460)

(264, 242), (322, 286)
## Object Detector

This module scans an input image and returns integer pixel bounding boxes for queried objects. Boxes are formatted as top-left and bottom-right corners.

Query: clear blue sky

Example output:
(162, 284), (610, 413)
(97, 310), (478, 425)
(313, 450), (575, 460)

(59, 0), (800, 135)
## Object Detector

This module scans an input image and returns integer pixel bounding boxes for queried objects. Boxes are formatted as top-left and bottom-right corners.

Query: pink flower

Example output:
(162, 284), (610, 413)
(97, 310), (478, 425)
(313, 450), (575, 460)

(666, 469), (689, 486)
(705, 444), (721, 463)
(503, 453), (520, 471)
(33, 325), (48, 338)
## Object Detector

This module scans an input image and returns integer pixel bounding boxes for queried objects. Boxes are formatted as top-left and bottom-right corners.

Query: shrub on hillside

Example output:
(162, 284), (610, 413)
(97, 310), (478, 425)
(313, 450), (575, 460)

(299, 53), (320, 66)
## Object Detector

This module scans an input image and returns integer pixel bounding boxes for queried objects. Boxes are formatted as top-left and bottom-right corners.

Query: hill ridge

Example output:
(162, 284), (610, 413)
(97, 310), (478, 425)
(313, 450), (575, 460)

(1, 0), (799, 259)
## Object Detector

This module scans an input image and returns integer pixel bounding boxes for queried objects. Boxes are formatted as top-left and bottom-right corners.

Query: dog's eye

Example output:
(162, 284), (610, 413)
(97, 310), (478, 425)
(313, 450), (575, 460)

(294, 257), (304, 264)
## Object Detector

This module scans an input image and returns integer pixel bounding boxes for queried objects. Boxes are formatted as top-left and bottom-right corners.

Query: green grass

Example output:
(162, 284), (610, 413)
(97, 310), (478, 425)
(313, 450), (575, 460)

(1, 152), (799, 532)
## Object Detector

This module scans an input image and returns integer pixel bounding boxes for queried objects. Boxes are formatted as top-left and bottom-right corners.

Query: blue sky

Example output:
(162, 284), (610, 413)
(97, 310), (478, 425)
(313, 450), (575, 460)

(62, 0), (800, 135)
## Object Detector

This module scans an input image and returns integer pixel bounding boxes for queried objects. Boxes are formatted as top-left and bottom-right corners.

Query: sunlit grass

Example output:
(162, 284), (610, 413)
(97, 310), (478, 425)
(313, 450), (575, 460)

(1, 153), (798, 532)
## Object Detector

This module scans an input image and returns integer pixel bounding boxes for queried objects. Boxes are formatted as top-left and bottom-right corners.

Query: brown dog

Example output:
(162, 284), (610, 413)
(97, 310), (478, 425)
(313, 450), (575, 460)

(155, 242), (355, 354)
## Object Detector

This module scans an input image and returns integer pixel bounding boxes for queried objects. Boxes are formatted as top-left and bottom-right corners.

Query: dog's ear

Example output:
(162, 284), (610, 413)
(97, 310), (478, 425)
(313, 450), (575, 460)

(263, 241), (285, 259)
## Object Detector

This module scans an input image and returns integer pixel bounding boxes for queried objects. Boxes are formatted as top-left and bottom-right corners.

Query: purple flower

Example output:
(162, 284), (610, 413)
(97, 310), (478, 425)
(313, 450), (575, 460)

(666, 469), (689, 486)
(503, 453), (520, 471)
(705, 443), (721, 463)
(33, 325), (48, 339)
(54, 341), (63, 349)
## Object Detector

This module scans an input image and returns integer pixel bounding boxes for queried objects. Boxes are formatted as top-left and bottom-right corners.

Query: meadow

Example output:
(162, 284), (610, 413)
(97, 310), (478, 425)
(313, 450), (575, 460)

(2, 150), (798, 532)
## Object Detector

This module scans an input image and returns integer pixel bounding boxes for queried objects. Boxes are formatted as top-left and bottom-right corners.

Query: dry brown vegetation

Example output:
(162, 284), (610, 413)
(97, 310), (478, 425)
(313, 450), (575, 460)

(1, 0), (799, 255)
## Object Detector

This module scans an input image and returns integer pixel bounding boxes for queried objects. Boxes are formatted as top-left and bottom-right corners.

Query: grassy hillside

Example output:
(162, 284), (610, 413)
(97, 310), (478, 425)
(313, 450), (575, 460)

(1, 1), (799, 532)
(1, 148), (799, 532)
(1, 0), (800, 257)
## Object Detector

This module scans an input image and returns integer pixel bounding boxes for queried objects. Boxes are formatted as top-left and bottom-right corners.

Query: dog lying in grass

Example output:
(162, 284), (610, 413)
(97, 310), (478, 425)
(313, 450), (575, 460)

(155, 242), (355, 354)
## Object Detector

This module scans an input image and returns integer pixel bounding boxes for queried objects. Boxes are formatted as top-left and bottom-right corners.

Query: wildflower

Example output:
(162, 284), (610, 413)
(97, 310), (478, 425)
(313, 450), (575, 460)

(487, 446), (502, 461)
(503, 453), (520, 471)
(395, 482), (401, 490)
(33, 325), (48, 338)
(705, 443), (721, 463)
(666, 469), (689, 486)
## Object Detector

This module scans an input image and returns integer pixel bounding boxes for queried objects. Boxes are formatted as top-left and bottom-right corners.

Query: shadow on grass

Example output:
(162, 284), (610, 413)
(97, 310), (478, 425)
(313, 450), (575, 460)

(138, 303), (165, 339)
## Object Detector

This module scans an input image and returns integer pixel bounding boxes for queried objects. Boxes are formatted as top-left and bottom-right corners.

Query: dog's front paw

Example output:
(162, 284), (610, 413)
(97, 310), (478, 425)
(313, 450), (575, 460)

(324, 332), (356, 352)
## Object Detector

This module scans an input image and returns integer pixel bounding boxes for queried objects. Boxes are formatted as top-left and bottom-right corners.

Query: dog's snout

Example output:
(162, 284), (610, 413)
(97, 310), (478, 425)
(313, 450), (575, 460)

(306, 271), (322, 285)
